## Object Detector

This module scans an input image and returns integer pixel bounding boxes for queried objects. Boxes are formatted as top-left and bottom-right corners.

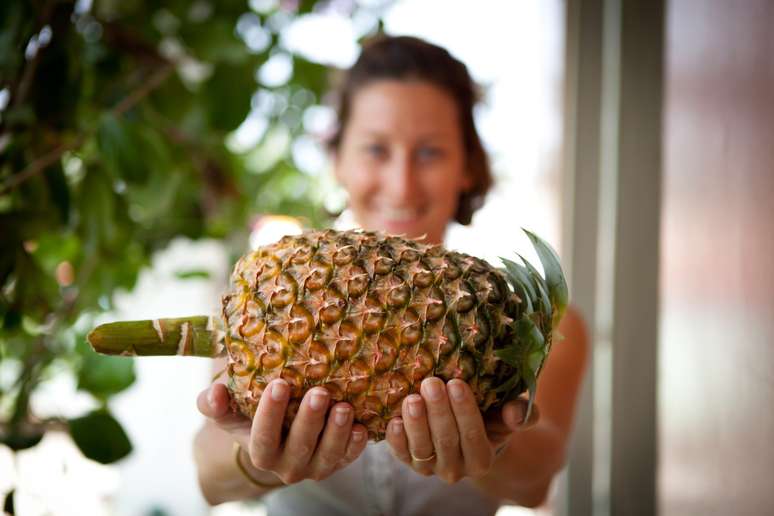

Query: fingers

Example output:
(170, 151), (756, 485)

(197, 383), (251, 435)
(486, 399), (540, 437)
(308, 403), (355, 479)
(506, 399), (540, 430)
(420, 377), (463, 482)
(276, 386), (330, 483)
(446, 379), (492, 477)
(386, 417), (411, 463)
(247, 379), (290, 471)
(341, 424), (368, 468)
(197, 383), (227, 418)
(401, 393), (435, 475)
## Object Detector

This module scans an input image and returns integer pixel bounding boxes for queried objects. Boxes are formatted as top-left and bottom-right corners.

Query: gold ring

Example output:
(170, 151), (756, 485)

(410, 450), (436, 462)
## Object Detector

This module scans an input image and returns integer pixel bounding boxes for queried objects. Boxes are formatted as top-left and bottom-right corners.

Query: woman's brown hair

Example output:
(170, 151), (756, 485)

(328, 35), (492, 225)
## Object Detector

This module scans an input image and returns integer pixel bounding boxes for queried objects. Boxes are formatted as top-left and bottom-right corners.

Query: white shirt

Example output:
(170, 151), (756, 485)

(263, 441), (502, 516)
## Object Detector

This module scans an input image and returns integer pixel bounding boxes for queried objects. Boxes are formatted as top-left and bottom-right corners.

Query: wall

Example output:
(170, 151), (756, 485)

(659, 1), (774, 514)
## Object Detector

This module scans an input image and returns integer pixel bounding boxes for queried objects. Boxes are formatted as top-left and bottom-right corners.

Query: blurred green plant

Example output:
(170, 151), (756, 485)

(0, 0), (382, 493)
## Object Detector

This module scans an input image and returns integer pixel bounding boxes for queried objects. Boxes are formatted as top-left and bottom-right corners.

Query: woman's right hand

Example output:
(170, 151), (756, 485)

(196, 379), (368, 486)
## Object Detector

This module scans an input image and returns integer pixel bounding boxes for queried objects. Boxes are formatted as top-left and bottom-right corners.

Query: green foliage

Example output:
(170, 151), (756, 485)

(76, 339), (137, 400)
(68, 409), (133, 464)
(0, 0), (382, 466)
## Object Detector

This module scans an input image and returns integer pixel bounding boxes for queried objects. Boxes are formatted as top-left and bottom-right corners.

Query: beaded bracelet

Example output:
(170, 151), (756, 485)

(232, 442), (285, 489)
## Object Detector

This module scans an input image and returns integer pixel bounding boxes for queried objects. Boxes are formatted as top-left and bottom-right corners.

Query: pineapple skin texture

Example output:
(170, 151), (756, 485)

(221, 229), (523, 440)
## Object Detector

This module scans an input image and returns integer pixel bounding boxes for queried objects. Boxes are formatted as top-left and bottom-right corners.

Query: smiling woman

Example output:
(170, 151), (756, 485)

(192, 35), (588, 516)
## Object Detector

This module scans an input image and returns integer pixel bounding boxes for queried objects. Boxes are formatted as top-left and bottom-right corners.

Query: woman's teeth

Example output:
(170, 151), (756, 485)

(383, 208), (419, 221)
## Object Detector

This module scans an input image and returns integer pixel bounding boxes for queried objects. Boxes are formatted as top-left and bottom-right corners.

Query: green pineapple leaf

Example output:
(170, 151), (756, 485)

(499, 257), (535, 313)
(493, 374), (522, 395)
(523, 366), (538, 423)
(518, 254), (553, 329)
(523, 229), (569, 329)
(494, 314), (546, 411)
(494, 342), (522, 368)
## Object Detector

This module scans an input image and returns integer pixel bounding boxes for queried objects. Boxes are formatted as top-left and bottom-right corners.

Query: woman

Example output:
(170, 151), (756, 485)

(193, 35), (588, 514)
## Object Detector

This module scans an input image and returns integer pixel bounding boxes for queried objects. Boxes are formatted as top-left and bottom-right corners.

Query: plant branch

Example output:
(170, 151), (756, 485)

(10, 1), (57, 110)
(0, 64), (175, 196)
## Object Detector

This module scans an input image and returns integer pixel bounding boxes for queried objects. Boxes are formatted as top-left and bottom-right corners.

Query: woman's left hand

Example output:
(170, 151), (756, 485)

(386, 377), (538, 484)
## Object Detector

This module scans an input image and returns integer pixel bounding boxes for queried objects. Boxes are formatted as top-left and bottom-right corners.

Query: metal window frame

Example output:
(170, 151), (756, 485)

(559, 1), (663, 515)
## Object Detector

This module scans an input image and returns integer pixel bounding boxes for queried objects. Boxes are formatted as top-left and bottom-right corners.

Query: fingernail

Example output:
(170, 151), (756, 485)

(448, 381), (464, 401)
(352, 430), (365, 442)
(391, 419), (403, 435)
(207, 387), (216, 407)
(508, 403), (527, 428)
(271, 380), (288, 401)
(334, 406), (350, 426)
(408, 396), (423, 418)
(310, 389), (329, 411)
(423, 378), (443, 401)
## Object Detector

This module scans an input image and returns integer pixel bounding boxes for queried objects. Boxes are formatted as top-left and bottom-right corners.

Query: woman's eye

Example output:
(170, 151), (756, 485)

(364, 144), (387, 158)
(416, 146), (442, 161)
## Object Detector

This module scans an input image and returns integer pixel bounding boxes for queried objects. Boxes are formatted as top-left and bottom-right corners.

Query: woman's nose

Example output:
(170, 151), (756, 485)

(384, 154), (418, 201)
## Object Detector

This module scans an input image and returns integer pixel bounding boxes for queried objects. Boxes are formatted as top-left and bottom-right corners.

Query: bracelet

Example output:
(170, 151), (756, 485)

(233, 442), (285, 489)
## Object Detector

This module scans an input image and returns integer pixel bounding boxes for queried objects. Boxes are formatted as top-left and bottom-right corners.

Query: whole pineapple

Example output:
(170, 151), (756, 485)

(89, 229), (567, 440)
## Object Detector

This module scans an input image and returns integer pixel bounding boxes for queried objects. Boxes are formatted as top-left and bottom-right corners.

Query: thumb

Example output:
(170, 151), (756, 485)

(503, 399), (540, 431)
(196, 383), (230, 418)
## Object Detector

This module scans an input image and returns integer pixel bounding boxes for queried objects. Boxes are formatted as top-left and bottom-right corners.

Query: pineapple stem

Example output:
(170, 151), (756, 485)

(87, 316), (224, 358)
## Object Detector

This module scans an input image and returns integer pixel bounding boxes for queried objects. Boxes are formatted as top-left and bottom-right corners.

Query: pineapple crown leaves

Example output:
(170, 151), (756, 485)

(495, 229), (569, 421)
(523, 229), (569, 329)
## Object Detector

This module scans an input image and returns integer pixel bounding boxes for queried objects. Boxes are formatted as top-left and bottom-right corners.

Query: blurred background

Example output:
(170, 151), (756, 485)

(0, 0), (772, 515)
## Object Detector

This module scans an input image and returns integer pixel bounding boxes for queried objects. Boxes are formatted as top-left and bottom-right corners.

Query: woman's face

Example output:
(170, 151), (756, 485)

(334, 80), (471, 245)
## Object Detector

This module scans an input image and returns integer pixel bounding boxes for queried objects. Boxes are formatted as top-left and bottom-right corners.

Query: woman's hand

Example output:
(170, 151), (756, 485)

(385, 377), (538, 484)
(197, 379), (368, 486)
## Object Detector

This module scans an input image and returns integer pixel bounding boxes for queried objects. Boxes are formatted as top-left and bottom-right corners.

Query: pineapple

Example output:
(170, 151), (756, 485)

(88, 229), (567, 440)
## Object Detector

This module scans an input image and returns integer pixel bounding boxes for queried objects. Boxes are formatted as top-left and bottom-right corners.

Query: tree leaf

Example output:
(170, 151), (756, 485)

(0, 428), (44, 452)
(68, 409), (132, 464)
(180, 17), (249, 65)
(202, 62), (255, 132)
(43, 163), (71, 225)
(76, 339), (136, 400)
(3, 489), (13, 515)
(97, 113), (147, 183)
